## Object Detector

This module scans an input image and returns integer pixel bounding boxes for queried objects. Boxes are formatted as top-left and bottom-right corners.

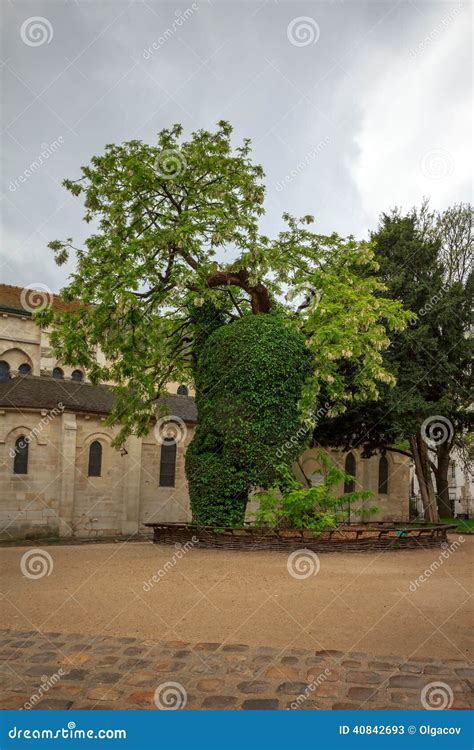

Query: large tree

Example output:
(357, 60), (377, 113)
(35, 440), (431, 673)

(316, 203), (473, 521)
(40, 122), (409, 524)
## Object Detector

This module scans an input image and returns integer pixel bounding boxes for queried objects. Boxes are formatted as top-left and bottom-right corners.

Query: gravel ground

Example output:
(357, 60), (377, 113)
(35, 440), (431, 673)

(1, 536), (472, 659)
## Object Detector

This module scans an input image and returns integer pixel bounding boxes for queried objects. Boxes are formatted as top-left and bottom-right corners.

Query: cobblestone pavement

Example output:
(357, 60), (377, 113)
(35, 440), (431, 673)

(0, 629), (472, 710)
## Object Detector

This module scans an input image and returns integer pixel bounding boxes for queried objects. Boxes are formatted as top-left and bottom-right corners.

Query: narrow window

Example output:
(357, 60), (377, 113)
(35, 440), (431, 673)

(378, 455), (389, 494)
(71, 369), (83, 382)
(177, 384), (188, 396)
(88, 441), (102, 477)
(159, 442), (177, 487)
(13, 436), (28, 474)
(0, 361), (10, 381)
(18, 363), (32, 376)
(52, 367), (64, 379)
(344, 453), (356, 493)
(450, 461), (456, 478)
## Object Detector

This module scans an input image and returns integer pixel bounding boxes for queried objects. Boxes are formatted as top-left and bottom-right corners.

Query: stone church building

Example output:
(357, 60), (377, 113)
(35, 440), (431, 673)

(0, 284), (410, 542)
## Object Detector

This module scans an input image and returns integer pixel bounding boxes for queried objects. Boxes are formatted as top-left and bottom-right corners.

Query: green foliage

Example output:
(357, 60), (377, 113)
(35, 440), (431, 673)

(253, 453), (376, 530)
(186, 313), (313, 525)
(41, 121), (410, 445)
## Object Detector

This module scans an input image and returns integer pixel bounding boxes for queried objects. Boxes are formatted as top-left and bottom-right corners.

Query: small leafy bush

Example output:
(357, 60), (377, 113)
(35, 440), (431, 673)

(253, 452), (378, 531)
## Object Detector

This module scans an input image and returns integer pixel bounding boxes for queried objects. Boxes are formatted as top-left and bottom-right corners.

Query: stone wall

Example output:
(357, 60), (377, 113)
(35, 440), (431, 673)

(0, 407), (194, 542)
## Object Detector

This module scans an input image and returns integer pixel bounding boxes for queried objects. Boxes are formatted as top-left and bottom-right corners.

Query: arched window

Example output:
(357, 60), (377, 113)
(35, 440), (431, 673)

(344, 453), (356, 493)
(18, 363), (32, 376)
(0, 361), (10, 381)
(159, 442), (177, 487)
(88, 441), (102, 477)
(378, 455), (389, 494)
(71, 369), (84, 382)
(52, 367), (64, 379)
(13, 436), (28, 474)
(177, 384), (188, 396)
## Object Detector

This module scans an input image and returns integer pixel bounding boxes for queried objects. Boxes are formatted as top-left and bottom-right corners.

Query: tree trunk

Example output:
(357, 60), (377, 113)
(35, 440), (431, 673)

(433, 441), (453, 518)
(409, 434), (439, 522)
(206, 269), (271, 314)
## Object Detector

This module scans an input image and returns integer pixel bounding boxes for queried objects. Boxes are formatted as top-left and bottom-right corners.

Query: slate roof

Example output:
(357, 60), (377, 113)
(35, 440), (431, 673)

(0, 376), (197, 422)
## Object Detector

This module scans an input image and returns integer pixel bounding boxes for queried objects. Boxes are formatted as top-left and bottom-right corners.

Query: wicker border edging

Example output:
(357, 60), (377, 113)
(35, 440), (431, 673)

(144, 522), (456, 552)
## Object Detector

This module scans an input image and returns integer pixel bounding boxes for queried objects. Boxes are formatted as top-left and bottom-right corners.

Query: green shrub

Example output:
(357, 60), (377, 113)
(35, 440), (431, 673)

(253, 453), (377, 531)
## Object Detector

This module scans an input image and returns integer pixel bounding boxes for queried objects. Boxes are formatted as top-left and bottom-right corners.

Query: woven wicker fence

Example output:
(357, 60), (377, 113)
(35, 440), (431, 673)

(144, 521), (456, 552)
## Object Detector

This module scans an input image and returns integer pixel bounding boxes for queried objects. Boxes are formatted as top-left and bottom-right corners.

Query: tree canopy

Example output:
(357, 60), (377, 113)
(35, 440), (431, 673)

(41, 121), (410, 451)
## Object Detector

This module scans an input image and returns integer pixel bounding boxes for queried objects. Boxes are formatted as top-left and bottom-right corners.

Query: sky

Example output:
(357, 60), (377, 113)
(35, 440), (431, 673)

(1, 0), (472, 294)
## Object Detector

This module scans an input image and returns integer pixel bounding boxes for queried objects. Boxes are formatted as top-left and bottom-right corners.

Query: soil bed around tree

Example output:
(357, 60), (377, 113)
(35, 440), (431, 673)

(145, 522), (456, 552)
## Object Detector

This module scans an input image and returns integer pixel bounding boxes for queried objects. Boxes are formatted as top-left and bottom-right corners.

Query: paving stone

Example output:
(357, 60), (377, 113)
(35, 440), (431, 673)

(237, 681), (271, 694)
(400, 663), (422, 673)
(26, 665), (59, 677)
(388, 675), (425, 689)
(280, 656), (299, 665)
(454, 668), (474, 680)
(346, 687), (378, 702)
(124, 671), (159, 687)
(346, 671), (383, 685)
(201, 695), (237, 709)
(86, 687), (122, 701)
(0, 627), (467, 712)
(195, 678), (225, 692)
(93, 672), (123, 684)
(128, 690), (155, 706)
(265, 666), (300, 681)
(368, 661), (400, 670)
(31, 698), (74, 710)
(61, 653), (90, 666)
(241, 699), (279, 710)
(277, 682), (309, 695)
(154, 660), (174, 672)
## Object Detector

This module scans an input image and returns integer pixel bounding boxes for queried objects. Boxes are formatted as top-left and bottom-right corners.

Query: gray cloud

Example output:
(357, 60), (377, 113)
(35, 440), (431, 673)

(1, 0), (471, 292)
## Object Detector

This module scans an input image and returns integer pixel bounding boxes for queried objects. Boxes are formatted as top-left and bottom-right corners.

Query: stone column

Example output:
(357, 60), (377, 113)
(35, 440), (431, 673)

(121, 435), (142, 535)
(58, 412), (77, 537)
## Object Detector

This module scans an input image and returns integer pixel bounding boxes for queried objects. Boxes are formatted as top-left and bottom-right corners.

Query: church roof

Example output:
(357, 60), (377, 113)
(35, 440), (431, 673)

(0, 283), (79, 315)
(0, 376), (197, 422)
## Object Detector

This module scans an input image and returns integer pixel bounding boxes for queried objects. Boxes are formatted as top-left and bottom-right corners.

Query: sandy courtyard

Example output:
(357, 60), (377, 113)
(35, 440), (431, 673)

(1, 537), (472, 660)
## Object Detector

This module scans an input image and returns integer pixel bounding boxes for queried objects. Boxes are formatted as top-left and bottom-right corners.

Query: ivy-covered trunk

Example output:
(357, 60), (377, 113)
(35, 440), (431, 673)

(186, 311), (313, 526)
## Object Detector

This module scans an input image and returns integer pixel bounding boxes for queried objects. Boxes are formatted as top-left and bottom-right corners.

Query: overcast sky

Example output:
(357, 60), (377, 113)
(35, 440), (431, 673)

(1, 0), (472, 294)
